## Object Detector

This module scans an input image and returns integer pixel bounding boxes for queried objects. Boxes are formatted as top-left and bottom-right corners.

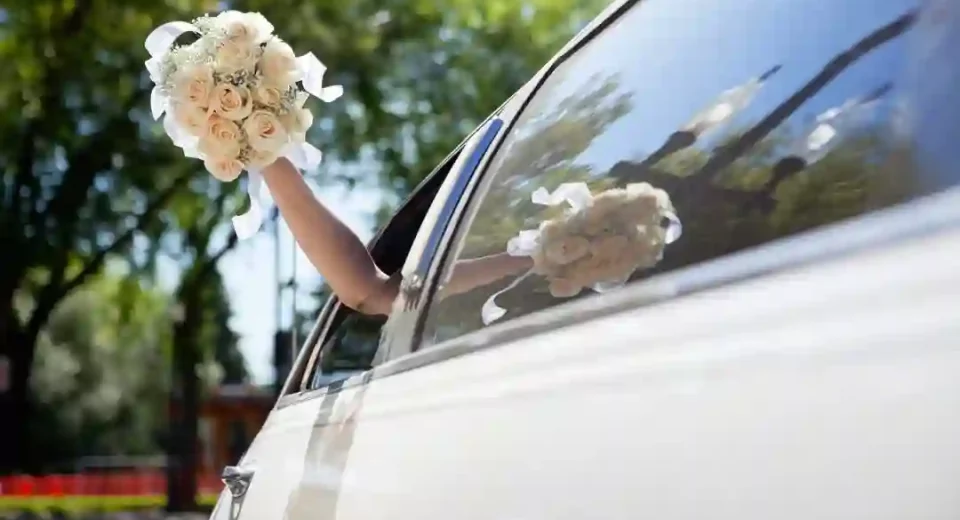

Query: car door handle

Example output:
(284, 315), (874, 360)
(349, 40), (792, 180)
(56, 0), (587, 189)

(221, 465), (255, 498)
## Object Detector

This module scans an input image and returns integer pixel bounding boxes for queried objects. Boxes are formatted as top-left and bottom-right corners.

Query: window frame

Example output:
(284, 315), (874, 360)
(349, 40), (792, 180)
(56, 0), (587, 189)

(274, 111), (511, 406)
(402, 0), (645, 347)
(375, 0), (960, 372)
(273, 0), (639, 407)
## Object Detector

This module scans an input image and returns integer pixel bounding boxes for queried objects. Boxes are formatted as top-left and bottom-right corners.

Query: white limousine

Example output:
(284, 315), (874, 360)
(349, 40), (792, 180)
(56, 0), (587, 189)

(213, 0), (960, 518)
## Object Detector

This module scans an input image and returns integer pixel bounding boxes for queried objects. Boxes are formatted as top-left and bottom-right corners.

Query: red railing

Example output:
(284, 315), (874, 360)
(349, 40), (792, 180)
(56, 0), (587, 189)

(0, 471), (223, 497)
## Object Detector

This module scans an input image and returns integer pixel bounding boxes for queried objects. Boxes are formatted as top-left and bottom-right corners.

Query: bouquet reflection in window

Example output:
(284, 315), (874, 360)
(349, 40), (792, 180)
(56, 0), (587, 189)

(258, 159), (678, 320)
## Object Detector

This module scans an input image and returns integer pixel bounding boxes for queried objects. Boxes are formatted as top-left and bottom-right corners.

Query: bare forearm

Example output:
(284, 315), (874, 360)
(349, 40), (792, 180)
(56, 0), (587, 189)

(443, 253), (532, 297)
(261, 158), (394, 312)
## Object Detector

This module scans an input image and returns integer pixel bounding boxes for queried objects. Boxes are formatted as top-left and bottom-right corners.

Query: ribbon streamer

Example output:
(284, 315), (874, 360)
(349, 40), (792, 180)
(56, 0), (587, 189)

(297, 53), (345, 103)
(480, 271), (533, 325)
(530, 183), (594, 212)
(144, 21), (198, 121)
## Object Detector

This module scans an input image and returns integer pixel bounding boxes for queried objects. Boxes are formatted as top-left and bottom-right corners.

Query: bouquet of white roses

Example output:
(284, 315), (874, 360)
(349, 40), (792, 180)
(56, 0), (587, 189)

(482, 182), (681, 324)
(144, 11), (342, 238)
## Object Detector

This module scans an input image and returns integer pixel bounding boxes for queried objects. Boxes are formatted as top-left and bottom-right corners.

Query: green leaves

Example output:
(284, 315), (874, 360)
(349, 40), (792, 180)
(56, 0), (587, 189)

(28, 274), (173, 463)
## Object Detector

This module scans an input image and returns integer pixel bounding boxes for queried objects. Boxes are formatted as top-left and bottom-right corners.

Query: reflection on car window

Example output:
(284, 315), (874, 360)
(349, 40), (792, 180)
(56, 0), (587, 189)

(309, 311), (385, 389)
(419, 0), (957, 345)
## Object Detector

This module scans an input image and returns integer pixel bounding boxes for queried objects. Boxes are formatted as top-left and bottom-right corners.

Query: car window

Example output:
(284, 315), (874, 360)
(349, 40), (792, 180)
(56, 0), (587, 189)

(289, 139), (471, 392)
(308, 307), (385, 389)
(419, 0), (956, 345)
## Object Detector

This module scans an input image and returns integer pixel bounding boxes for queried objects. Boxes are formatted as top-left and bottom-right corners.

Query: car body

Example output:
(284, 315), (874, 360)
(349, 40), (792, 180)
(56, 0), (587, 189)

(212, 0), (960, 518)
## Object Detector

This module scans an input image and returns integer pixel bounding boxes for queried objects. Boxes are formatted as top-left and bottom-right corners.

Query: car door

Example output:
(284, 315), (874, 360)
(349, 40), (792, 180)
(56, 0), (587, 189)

(206, 113), (516, 520)
(299, 0), (960, 519)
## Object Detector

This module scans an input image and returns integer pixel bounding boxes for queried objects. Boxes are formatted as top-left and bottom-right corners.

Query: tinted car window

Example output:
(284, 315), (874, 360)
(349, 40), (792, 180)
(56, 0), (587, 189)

(309, 310), (385, 389)
(420, 0), (957, 344)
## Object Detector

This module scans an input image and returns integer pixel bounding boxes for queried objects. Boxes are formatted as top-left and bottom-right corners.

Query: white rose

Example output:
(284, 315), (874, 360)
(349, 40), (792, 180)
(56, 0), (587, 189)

(589, 235), (630, 258)
(581, 208), (624, 237)
(208, 83), (253, 121)
(204, 155), (245, 182)
(538, 218), (571, 243)
(171, 63), (215, 109)
(216, 38), (260, 73)
(530, 249), (551, 276)
(543, 234), (590, 266)
(259, 38), (299, 87)
(253, 84), (285, 110)
(199, 114), (243, 159)
(216, 11), (274, 43)
(631, 243), (661, 269)
(247, 148), (279, 169)
(281, 107), (314, 141)
(243, 110), (288, 153)
(625, 183), (672, 220)
(170, 102), (208, 137)
(591, 188), (629, 210)
(548, 277), (582, 298)
(577, 253), (620, 285)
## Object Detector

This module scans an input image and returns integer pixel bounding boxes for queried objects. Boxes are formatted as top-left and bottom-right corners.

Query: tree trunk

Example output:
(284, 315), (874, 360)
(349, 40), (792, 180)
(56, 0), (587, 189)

(0, 313), (38, 474)
(166, 298), (201, 512)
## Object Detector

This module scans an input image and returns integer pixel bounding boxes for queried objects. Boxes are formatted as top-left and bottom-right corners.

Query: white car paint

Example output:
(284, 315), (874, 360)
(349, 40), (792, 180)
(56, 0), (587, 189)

(209, 0), (960, 516)
(215, 190), (960, 519)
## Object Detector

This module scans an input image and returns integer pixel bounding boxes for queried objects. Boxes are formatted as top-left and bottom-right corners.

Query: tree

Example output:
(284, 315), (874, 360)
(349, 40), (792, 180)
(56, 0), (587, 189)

(26, 274), (172, 469)
(1, 0), (609, 472)
(161, 174), (249, 511)
(0, 0), (207, 472)
(206, 268), (248, 385)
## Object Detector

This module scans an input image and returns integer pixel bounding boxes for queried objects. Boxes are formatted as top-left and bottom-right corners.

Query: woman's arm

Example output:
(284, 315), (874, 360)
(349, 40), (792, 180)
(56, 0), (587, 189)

(442, 253), (532, 297)
(261, 158), (397, 314)
(262, 158), (530, 315)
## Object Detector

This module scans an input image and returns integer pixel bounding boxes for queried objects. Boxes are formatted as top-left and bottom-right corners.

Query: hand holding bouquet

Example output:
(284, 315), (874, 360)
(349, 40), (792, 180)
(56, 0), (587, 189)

(482, 182), (681, 324)
(144, 11), (342, 238)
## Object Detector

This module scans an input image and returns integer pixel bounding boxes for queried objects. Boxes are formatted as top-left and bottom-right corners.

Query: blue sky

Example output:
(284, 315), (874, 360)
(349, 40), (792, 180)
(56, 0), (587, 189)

(213, 0), (920, 384)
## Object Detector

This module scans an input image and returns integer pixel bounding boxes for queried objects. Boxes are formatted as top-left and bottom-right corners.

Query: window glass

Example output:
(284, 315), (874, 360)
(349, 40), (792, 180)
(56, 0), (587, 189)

(420, 0), (957, 344)
(308, 310), (386, 389)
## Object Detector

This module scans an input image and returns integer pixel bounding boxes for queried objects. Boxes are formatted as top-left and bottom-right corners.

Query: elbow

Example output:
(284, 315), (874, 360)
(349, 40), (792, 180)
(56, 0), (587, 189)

(340, 289), (390, 316)
(335, 274), (398, 316)
(340, 295), (371, 314)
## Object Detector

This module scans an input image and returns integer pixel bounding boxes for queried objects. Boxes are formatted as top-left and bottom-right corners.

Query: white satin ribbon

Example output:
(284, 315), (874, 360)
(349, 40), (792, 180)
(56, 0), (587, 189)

(144, 21), (198, 121)
(297, 52), (345, 103)
(232, 169), (264, 240)
(480, 271), (533, 325)
(530, 183), (594, 212)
